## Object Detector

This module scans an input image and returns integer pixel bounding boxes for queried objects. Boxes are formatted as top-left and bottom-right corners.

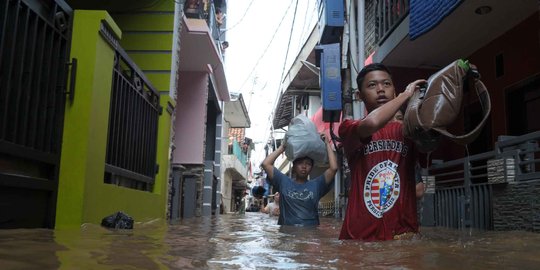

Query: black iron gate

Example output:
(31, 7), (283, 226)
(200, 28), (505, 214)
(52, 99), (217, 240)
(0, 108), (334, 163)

(0, 0), (72, 228)
(99, 23), (161, 192)
(434, 184), (492, 229)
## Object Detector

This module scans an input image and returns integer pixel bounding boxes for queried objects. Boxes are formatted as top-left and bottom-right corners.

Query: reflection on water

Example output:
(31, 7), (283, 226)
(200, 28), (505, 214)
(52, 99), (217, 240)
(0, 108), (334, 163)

(1, 212), (539, 269)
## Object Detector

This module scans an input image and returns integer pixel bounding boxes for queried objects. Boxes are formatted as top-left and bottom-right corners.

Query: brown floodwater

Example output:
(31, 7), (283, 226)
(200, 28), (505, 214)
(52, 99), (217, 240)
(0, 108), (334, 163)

(1, 212), (539, 269)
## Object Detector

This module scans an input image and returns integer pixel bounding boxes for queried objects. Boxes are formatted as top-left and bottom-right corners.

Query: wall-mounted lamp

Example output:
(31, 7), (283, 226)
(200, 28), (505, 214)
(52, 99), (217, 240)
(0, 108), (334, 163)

(475, 6), (492, 15)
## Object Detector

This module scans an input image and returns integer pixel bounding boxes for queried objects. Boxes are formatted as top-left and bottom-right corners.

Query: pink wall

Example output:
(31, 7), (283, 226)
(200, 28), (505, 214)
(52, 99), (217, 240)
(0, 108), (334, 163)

(173, 71), (209, 164)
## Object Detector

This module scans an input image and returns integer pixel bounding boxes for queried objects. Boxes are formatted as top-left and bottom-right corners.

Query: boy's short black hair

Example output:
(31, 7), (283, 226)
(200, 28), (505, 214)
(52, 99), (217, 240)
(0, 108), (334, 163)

(356, 63), (392, 89)
(293, 156), (314, 166)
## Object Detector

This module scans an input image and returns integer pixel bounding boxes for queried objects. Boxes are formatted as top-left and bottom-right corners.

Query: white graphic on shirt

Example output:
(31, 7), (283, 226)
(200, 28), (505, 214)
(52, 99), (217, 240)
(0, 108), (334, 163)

(287, 189), (314, 201)
(363, 160), (400, 218)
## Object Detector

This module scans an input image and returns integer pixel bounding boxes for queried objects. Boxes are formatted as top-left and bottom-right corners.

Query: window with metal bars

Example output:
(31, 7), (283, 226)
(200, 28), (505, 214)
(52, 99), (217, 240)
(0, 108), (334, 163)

(100, 23), (161, 192)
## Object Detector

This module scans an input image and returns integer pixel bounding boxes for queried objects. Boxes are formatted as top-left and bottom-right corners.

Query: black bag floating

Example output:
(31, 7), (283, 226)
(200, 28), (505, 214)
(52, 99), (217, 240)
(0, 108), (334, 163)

(101, 211), (134, 229)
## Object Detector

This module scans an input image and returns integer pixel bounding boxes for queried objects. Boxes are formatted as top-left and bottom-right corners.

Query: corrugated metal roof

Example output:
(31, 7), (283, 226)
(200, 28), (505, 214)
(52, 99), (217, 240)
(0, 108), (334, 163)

(272, 94), (295, 129)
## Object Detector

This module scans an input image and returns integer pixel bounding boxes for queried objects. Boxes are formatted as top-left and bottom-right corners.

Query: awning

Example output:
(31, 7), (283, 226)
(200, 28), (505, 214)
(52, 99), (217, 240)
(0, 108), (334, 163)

(272, 26), (320, 129)
(279, 26), (321, 94)
(224, 93), (251, 128)
(179, 15), (229, 101)
(272, 94), (294, 130)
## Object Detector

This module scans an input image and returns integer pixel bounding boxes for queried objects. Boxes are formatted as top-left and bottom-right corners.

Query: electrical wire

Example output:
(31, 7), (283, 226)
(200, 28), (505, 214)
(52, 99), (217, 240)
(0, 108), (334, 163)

(278, 0), (299, 87)
(235, 0), (297, 94)
(239, 0), (298, 165)
(297, 1), (318, 52)
(262, 1), (324, 153)
(274, 0), (303, 150)
(219, 0), (255, 38)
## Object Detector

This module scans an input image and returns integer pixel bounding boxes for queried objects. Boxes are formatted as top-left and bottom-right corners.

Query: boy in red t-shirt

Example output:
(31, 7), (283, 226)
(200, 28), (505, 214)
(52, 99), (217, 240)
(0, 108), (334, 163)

(339, 63), (426, 241)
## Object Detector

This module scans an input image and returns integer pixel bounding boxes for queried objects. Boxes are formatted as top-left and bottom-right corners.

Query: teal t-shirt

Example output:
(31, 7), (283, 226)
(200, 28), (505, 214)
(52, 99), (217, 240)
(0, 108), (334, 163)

(268, 168), (332, 226)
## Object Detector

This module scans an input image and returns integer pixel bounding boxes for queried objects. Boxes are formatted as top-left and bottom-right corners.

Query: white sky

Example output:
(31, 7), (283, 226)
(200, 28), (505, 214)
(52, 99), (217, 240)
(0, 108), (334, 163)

(224, 0), (319, 166)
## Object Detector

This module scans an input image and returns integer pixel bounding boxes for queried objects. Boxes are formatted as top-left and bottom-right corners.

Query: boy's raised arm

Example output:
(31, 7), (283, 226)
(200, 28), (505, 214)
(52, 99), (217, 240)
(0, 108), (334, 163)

(323, 135), (338, 185)
(355, 79), (426, 139)
(261, 144), (285, 182)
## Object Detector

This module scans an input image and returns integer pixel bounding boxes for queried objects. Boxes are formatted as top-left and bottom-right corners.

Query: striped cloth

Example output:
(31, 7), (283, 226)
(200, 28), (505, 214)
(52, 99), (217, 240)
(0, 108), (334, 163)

(409, 0), (463, 40)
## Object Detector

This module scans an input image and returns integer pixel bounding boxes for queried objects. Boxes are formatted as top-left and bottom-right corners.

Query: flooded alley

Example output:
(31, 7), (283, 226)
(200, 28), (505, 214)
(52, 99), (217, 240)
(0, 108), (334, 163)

(1, 1), (540, 269)
(2, 213), (540, 270)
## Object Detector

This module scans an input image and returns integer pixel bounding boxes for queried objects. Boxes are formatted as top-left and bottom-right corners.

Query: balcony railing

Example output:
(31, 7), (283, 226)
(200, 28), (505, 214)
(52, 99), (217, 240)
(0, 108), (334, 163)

(228, 140), (247, 168)
(184, 1), (226, 58)
(100, 22), (161, 191)
(426, 131), (540, 229)
(429, 131), (540, 188)
(375, 0), (409, 45)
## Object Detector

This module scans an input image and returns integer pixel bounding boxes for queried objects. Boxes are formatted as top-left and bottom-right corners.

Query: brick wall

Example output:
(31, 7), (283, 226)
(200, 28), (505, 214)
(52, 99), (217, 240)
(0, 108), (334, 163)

(492, 180), (540, 232)
(182, 164), (205, 217)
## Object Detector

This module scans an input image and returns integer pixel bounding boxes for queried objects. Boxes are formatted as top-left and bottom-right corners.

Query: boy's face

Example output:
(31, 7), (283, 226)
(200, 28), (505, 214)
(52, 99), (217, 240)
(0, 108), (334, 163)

(357, 70), (396, 112)
(293, 158), (313, 178)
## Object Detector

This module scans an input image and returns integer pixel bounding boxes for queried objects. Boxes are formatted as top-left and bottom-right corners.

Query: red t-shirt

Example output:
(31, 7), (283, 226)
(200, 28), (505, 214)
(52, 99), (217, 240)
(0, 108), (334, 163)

(338, 119), (418, 241)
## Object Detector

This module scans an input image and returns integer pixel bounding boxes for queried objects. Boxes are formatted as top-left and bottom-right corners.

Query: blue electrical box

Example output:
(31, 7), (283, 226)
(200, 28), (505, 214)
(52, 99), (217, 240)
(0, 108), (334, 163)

(319, 0), (344, 44)
(317, 43), (341, 123)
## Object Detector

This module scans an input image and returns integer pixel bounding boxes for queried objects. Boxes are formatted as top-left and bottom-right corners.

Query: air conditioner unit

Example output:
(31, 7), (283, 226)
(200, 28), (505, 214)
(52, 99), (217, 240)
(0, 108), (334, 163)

(317, 43), (341, 122)
(318, 0), (344, 44)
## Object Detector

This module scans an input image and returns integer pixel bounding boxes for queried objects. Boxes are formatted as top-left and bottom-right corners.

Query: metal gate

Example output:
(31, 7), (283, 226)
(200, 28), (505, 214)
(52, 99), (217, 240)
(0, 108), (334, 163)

(428, 152), (496, 230)
(0, 0), (73, 228)
(435, 184), (492, 229)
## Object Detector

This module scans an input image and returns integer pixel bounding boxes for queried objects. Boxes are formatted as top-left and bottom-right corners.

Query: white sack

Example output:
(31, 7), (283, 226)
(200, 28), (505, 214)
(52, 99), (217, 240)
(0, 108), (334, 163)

(284, 114), (328, 166)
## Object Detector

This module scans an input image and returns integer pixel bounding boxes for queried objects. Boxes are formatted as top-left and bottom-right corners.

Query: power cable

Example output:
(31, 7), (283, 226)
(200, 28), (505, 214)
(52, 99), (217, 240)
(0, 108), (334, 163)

(297, 1), (317, 52)
(236, 0), (297, 93)
(278, 0), (299, 87)
(272, 0), (300, 132)
(220, 0), (255, 37)
(263, 1), (323, 152)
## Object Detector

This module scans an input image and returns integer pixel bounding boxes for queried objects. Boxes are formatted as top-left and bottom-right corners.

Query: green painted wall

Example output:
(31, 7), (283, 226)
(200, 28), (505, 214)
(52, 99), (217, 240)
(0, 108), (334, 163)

(121, 34), (174, 51)
(146, 73), (173, 90)
(112, 0), (176, 92)
(56, 10), (173, 228)
(129, 52), (172, 70)
(56, 10), (118, 228)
